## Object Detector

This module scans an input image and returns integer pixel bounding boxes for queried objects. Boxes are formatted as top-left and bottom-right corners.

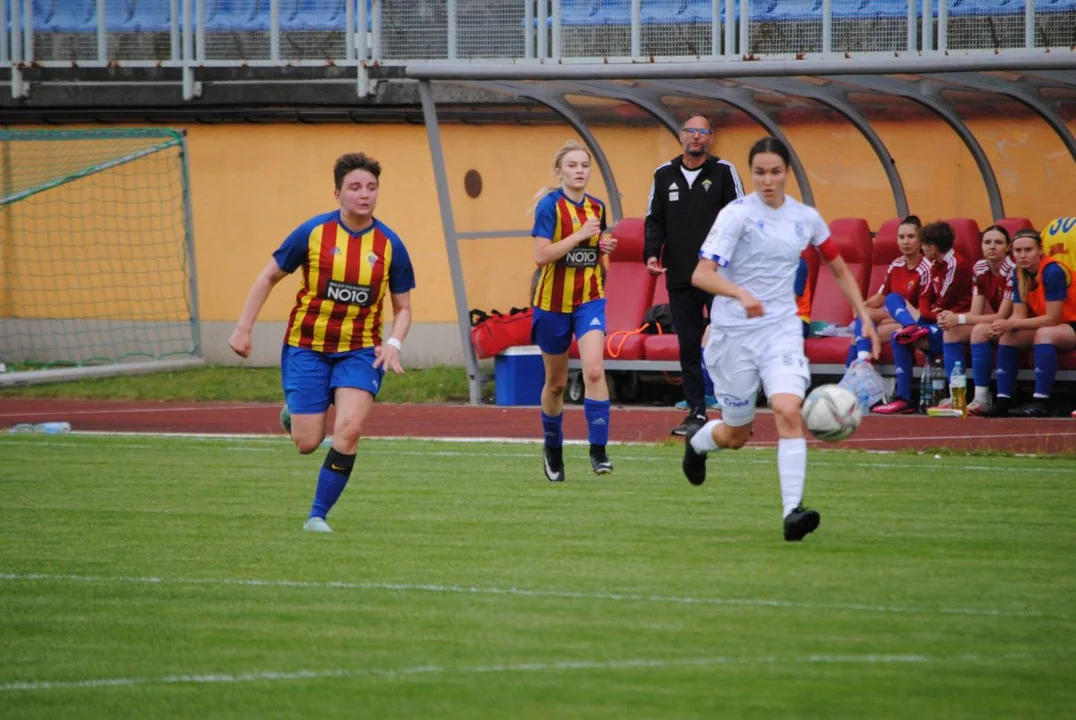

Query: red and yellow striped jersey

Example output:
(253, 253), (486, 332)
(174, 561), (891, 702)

(531, 189), (607, 313)
(273, 211), (416, 353)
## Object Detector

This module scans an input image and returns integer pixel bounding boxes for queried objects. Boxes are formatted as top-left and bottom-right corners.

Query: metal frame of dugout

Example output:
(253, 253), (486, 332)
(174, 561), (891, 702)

(397, 54), (1076, 404)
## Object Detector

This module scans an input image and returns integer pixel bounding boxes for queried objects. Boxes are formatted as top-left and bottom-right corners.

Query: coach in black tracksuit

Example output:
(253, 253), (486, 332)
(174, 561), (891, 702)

(644, 112), (743, 435)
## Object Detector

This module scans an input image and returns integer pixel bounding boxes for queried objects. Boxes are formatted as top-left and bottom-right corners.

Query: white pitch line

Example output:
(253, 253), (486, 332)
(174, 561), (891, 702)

(0, 573), (1046, 618)
(0, 651), (1046, 693)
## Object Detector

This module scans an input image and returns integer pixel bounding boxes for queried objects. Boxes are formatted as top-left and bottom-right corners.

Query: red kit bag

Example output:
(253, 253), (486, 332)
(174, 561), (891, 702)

(470, 307), (533, 359)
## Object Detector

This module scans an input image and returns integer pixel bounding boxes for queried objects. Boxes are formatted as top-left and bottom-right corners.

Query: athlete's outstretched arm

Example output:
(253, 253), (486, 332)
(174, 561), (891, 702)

(229, 259), (289, 358)
(691, 258), (764, 318)
(824, 254), (881, 359)
(374, 291), (412, 374)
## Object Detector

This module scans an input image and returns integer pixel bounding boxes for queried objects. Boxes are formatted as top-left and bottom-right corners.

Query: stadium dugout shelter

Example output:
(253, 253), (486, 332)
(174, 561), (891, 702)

(382, 54), (1076, 404)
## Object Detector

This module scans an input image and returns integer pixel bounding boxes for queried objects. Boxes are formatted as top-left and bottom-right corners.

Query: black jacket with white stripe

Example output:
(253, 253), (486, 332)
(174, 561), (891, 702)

(644, 155), (743, 291)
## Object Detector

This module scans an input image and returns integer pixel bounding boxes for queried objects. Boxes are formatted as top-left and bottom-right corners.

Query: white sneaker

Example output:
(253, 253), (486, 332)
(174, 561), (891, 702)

(302, 517), (333, 533)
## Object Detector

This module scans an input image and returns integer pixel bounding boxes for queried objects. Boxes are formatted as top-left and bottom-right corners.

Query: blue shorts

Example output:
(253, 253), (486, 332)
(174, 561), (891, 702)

(280, 345), (384, 414)
(531, 298), (606, 355)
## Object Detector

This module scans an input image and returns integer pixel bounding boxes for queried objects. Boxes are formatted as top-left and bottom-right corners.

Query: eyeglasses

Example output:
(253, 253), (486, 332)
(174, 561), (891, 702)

(680, 128), (712, 136)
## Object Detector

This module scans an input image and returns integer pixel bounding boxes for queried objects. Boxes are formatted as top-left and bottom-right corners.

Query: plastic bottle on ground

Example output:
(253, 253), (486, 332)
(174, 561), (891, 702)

(35, 422), (72, 434)
(930, 357), (946, 408)
(840, 351), (886, 414)
(919, 361), (935, 414)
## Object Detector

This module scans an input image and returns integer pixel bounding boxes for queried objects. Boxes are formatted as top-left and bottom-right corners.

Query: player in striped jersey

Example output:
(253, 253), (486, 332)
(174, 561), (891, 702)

(229, 153), (416, 532)
(984, 229), (1076, 417)
(846, 215), (931, 365)
(531, 140), (617, 481)
(934, 225), (1014, 414)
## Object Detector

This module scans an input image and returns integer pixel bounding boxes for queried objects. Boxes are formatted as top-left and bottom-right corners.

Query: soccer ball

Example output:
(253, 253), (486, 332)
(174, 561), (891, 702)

(801, 384), (862, 443)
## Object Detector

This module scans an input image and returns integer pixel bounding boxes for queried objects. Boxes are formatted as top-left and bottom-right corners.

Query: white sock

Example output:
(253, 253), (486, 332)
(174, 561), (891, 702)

(778, 437), (807, 518)
(689, 420), (722, 454)
(974, 385), (990, 403)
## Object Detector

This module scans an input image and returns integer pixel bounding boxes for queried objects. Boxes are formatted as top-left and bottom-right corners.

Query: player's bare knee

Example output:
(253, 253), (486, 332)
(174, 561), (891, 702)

(1033, 326), (1059, 344)
(769, 397), (804, 436)
(582, 365), (604, 387)
(545, 378), (568, 396)
(295, 436), (322, 455)
(970, 323), (990, 343)
(333, 426), (362, 451)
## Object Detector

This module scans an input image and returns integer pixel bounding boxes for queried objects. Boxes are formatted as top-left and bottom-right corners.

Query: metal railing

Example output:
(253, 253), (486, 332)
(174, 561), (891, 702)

(4, 1), (1074, 99)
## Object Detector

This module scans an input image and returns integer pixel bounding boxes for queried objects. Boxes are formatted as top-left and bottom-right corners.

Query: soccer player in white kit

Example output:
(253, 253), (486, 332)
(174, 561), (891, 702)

(682, 137), (880, 542)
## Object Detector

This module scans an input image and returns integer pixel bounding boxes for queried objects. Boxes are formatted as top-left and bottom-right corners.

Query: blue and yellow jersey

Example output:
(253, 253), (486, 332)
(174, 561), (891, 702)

(1043, 217), (1076, 270)
(273, 211), (416, 353)
(531, 189), (606, 313)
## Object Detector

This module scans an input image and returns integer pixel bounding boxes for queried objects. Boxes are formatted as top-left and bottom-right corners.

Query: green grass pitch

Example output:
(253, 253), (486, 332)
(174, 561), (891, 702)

(1, 434), (1074, 718)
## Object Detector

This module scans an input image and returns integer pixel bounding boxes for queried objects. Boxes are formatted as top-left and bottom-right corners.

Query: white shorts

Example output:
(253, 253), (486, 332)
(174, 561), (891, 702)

(703, 315), (810, 427)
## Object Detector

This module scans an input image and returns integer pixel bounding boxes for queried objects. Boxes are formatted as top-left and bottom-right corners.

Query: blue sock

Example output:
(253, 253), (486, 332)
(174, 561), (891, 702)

(942, 342), (964, 381)
(884, 293), (916, 327)
(702, 359), (714, 396)
(971, 341), (994, 388)
(584, 398), (610, 446)
(310, 449), (354, 520)
(891, 332), (913, 402)
(1033, 344), (1058, 398)
(995, 344), (1019, 398)
(849, 317), (870, 359)
(541, 411), (563, 449)
(845, 343), (858, 367)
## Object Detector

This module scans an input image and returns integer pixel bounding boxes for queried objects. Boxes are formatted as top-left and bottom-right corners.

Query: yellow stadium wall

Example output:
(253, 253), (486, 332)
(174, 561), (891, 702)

(3, 114), (1074, 366)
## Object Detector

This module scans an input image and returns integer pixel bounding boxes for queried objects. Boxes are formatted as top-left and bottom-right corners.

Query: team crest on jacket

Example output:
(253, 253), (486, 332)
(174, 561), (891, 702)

(367, 253), (379, 265)
(702, 179), (712, 192)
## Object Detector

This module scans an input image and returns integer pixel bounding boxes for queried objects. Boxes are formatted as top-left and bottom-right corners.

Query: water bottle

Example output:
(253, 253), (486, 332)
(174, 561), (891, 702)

(931, 357), (946, 407)
(7, 422), (70, 435)
(950, 361), (967, 417)
(918, 361), (934, 414)
(36, 422), (72, 434)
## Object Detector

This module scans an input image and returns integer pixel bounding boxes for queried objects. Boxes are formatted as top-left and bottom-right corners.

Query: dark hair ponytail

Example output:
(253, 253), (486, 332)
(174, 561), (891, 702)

(748, 136), (790, 167)
(901, 215), (922, 229)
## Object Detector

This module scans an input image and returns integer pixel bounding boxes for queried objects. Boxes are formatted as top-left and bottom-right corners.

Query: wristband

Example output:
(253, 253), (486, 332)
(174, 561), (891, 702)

(958, 314), (966, 326)
(386, 338), (403, 352)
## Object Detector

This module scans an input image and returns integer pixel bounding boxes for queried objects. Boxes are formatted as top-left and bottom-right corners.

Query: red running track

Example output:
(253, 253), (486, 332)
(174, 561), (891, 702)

(1, 399), (1073, 454)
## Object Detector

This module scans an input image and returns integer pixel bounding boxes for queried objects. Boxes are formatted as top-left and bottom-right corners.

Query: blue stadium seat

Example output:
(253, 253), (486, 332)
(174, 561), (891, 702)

(126, 0), (173, 32)
(38, 0), (135, 33)
(1041, 0), (1076, 12)
(680, 0), (724, 23)
(590, 0), (630, 27)
(640, 0), (688, 24)
(281, 0), (345, 32)
(772, 0), (823, 21)
(832, 0), (907, 20)
(205, 0), (265, 32)
(949, 0), (1024, 16)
